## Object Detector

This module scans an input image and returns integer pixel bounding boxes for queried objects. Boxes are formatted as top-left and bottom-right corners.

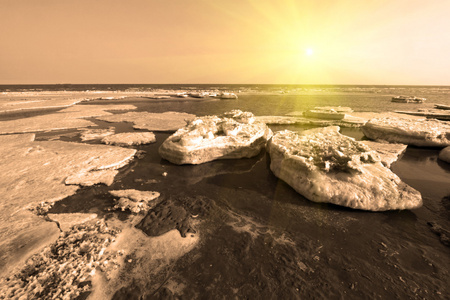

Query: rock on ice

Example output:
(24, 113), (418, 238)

(266, 126), (422, 211)
(361, 116), (450, 147)
(159, 110), (273, 164)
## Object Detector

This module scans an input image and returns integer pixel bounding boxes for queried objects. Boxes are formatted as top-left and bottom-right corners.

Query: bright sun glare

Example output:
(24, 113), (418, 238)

(306, 48), (314, 56)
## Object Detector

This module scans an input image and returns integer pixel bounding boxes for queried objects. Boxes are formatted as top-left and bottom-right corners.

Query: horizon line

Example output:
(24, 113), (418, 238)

(1, 83), (449, 87)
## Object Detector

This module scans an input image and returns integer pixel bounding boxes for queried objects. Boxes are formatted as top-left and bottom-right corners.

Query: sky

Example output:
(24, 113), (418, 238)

(1, 0), (449, 85)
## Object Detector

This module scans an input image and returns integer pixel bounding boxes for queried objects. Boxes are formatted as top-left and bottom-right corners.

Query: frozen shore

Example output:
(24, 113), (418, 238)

(0, 133), (137, 277)
(0, 93), (209, 287)
(0, 94), (448, 299)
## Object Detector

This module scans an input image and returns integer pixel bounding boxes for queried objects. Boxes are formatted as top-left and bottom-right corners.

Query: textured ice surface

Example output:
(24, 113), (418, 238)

(438, 146), (450, 163)
(47, 213), (98, 232)
(0, 104), (136, 135)
(96, 111), (196, 132)
(159, 110), (272, 164)
(361, 141), (407, 168)
(80, 127), (115, 141)
(267, 127), (422, 211)
(109, 189), (160, 213)
(102, 132), (156, 146)
(0, 134), (136, 276)
(362, 116), (450, 147)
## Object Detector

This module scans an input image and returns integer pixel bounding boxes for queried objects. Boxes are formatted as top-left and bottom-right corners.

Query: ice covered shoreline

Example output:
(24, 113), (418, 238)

(0, 91), (449, 299)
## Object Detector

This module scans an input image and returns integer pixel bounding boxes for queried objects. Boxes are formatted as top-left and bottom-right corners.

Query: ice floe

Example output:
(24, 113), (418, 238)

(0, 114), (94, 135)
(96, 111), (196, 131)
(58, 104), (136, 118)
(362, 116), (450, 147)
(303, 107), (353, 120)
(266, 126), (422, 211)
(283, 111), (421, 128)
(255, 116), (301, 125)
(438, 146), (450, 163)
(159, 110), (272, 164)
(65, 169), (120, 186)
(394, 109), (450, 121)
(0, 98), (86, 114)
(102, 132), (156, 146)
(0, 133), (136, 276)
(361, 141), (407, 168)
(80, 127), (116, 141)
(0, 104), (136, 135)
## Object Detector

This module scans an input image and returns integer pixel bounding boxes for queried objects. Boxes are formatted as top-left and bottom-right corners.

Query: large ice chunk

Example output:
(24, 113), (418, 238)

(439, 146), (450, 163)
(159, 110), (272, 164)
(266, 127), (422, 211)
(361, 116), (450, 147)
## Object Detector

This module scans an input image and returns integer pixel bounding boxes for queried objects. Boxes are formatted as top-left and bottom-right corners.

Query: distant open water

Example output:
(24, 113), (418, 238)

(1, 84), (450, 114)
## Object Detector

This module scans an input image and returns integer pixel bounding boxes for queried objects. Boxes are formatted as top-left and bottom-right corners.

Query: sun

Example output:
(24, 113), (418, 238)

(305, 48), (314, 56)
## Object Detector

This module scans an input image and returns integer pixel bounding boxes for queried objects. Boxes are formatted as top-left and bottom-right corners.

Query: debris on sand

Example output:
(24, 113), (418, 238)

(136, 196), (210, 237)
(89, 227), (199, 299)
(427, 222), (450, 246)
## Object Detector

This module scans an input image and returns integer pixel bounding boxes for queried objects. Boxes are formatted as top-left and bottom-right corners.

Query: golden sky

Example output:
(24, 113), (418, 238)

(1, 0), (449, 85)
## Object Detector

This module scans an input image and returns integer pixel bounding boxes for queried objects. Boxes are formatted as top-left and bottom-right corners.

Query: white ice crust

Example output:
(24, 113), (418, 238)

(159, 110), (273, 165)
(267, 127), (422, 211)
